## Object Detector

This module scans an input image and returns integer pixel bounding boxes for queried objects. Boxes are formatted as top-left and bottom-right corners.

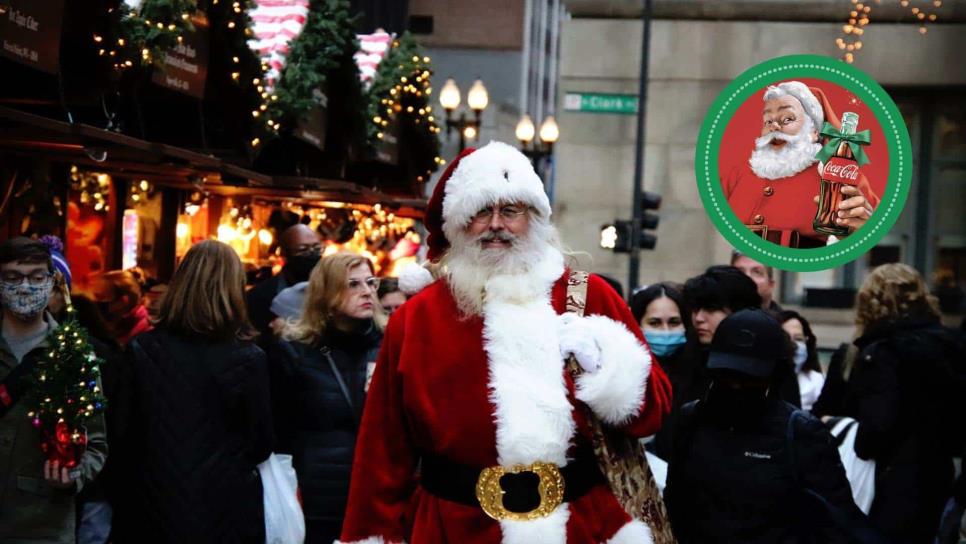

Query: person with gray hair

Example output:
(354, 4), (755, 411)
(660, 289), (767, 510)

(721, 81), (879, 248)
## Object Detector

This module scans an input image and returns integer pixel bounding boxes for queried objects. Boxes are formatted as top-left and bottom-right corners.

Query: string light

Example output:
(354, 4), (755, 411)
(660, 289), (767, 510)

(99, 1), (196, 71)
(835, 0), (941, 63)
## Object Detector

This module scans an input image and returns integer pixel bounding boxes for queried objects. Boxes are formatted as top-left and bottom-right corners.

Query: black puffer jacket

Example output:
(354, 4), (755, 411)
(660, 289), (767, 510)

(111, 329), (274, 544)
(845, 317), (964, 543)
(267, 323), (382, 531)
(665, 396), (862, 543)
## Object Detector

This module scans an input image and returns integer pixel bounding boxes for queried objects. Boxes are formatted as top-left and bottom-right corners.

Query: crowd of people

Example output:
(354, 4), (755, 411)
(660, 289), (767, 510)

(0, 141), (963, 543)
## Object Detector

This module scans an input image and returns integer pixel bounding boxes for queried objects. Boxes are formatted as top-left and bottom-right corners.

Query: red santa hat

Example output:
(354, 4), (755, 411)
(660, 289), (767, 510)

(424, 141), (552, 261)
(765, 81), (840, 132)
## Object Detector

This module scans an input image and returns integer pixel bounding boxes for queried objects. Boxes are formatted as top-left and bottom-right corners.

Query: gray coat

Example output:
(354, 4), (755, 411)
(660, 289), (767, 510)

(0, 315), (108, 543)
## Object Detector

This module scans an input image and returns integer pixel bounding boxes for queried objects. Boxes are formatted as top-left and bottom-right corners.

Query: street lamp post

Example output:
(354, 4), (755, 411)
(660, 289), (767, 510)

(440, 78), (489, 152)
(516, 114), (559, 178)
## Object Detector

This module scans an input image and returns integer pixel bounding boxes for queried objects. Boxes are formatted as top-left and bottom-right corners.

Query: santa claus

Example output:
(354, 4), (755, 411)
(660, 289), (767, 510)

(722, 81), (879, 248)
(337, 141), (672, 544)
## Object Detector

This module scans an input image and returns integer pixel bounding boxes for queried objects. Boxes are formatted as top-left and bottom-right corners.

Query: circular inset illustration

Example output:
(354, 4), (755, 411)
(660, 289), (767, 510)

(696, 55), (911, 271)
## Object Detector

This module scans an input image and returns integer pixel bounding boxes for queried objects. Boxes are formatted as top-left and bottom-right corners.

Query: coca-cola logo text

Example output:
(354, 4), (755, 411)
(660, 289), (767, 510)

(824, 162), (860, 181)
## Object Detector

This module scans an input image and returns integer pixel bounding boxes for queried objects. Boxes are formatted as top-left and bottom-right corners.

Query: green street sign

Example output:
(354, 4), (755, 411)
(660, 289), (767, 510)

(563, 92), (638, 115)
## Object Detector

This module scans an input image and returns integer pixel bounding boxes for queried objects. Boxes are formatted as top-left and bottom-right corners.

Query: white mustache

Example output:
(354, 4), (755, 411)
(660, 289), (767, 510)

(479, 231), (516, 244)
(755, 130), (799, 149)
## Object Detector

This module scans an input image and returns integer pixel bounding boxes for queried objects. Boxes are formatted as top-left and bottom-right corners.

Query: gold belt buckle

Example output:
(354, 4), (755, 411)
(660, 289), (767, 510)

(475, 462), (564, 521)
(747, 224), (769, 238)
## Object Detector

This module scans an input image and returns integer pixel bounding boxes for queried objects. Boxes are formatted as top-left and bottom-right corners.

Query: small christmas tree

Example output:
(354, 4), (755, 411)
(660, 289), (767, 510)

(25, 307), (107, 468)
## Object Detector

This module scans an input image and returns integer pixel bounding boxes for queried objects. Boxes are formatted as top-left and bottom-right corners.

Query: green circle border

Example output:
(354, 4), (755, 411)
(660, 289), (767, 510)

(695, 54), (912, 272)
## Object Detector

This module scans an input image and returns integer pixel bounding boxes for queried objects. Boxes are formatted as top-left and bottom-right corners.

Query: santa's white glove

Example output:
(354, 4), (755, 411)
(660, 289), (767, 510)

(558, 312), (602, 373)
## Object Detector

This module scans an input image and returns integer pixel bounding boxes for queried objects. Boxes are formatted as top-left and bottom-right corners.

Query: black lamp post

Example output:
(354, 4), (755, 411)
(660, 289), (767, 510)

(439, 78), (489, 152)
(516, 114), (559, 177)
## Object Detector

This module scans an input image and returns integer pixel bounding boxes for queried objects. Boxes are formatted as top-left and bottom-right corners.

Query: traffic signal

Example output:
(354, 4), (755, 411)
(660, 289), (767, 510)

(600, 191), (662, 252)
(638, 190), (661, 250)
(599, 221), (633, 252)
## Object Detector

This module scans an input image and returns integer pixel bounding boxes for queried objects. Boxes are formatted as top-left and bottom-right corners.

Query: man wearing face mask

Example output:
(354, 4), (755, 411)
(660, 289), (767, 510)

(246, 224), (322, 337)
(664, 309), (865, 543)
(0, 237), (108, 543)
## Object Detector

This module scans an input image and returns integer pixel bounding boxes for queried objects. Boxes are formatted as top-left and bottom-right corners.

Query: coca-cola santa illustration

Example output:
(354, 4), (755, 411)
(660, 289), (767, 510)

(721, 81), (879, 248)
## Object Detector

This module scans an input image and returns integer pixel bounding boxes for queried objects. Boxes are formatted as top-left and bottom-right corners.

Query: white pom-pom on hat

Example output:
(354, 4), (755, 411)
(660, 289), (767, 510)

(398, 263), (435, 295)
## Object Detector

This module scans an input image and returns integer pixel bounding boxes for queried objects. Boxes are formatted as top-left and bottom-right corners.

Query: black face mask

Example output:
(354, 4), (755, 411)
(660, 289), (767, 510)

(285, 253), (320, 283)
(95, 301), (113, 319)
(706, 380), (769, 421)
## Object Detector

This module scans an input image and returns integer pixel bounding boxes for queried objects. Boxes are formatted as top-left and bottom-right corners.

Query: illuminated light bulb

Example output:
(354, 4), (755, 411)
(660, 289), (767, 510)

(515, 114), (536, 143)
(467, 79), (489, 111)
(439, 78), (460, 110)
(176, 222), (189, 238)
(258, 229), (273, 246)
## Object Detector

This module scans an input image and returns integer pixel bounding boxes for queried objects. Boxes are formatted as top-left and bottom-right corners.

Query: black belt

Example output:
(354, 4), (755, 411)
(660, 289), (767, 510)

(752, 228), (825, 249)
(420, 448), (604, 514)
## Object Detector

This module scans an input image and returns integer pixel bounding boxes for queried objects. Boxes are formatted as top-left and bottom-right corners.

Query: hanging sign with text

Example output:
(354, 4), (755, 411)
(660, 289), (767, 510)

(151, 13), (209, 98)
(0, 0), (65, 74)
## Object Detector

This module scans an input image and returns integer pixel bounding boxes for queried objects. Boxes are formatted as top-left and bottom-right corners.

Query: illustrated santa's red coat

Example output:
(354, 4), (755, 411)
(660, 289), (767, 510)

(337, 249), (672, 544)
(722, 161), (879, 247)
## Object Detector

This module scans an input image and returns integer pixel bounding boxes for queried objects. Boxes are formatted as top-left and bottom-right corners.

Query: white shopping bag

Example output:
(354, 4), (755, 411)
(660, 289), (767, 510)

(645, 450), (668, 496)
(259, 453), (306, 544)
(830, 417), (876, 514)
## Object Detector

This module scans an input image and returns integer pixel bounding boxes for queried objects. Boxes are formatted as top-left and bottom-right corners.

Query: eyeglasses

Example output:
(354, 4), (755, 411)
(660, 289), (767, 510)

(470, 205), (529, 224)
(1, 271), (53, 287)
(291, 243), (322, 256)
(348, 277), (380, 293)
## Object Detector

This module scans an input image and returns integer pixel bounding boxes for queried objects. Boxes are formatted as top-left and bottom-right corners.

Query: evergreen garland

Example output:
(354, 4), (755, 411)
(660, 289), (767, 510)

(103, 0), (198, 71)
(365, 32), (442, 183)
(25, 308), (107, 468)
(265, 0), (361, 130)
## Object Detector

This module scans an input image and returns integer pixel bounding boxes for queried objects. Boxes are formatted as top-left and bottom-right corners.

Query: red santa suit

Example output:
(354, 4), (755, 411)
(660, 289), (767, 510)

(722, 83), (880, 248)
(337, 142), (672, 544)
(722, 161), (878, 248)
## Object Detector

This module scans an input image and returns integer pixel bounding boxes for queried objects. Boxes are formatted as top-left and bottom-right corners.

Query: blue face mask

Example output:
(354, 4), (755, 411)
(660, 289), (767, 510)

(644, 329), (687, 358)
(793, 340), (808, 373)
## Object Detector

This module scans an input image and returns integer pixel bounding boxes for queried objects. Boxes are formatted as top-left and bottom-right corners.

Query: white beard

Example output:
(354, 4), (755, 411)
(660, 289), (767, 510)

(444, 219), (564, 317)
(749, 128), (822, 180)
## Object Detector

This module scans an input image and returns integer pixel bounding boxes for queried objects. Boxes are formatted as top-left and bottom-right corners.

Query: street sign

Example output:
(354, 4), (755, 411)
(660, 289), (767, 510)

(563, 92), (638, 115)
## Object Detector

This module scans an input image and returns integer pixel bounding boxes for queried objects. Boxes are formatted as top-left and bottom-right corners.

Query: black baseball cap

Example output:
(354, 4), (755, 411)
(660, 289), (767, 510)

(707, 309), (786, 378)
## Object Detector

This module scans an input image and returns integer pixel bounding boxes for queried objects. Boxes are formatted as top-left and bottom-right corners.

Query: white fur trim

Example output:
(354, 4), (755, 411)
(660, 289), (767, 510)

(500, 504), (570, 544)
(397, 263), (434, 295)
(484, 247), (570, 467)
(604, 519), (653, 544)
(574, 316), (651, 426)
(764, 81), (824, 132)
(482, 246), (572, 544)
(441, 141), (551, 243)
(335, 538), (406, 544)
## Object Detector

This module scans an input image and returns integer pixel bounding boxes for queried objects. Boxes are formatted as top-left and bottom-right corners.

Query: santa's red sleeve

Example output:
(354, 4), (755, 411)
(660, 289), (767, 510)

(857, 171), (880, 209)
(572, 274), (673, 438)
(722, 165), (742, 200)
(337, 308), (415, 544)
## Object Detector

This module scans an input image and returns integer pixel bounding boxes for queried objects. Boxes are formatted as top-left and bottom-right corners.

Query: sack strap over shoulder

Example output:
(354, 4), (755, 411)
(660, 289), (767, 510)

(565, 271), (590, 377)
(566, 270), (589, 317)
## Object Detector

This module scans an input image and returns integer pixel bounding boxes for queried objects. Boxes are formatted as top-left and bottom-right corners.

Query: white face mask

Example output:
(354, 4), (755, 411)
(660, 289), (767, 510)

(793, 340), (808, 373)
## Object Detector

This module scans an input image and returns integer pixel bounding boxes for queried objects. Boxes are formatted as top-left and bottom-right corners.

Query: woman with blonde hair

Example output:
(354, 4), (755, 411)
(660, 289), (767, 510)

(111, 240), (274, 543)
(267, 251), (384, 544)
(842, 263), (965, 543)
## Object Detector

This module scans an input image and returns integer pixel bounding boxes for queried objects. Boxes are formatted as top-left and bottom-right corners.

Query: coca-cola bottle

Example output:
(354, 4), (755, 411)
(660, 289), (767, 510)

(813, 112), (862, 237)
